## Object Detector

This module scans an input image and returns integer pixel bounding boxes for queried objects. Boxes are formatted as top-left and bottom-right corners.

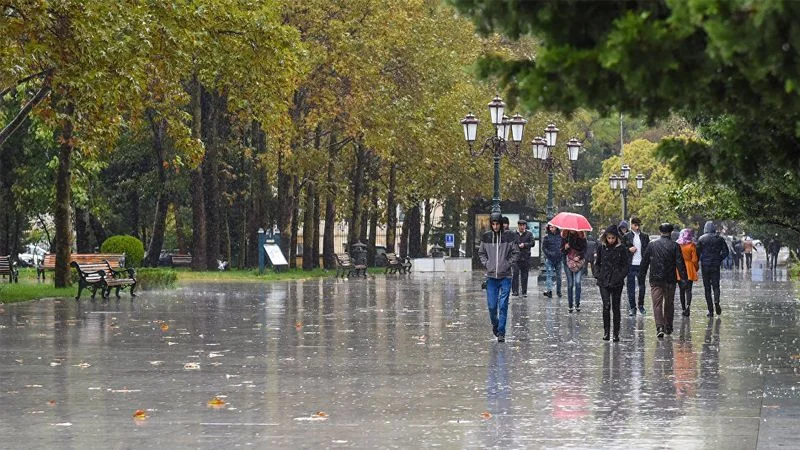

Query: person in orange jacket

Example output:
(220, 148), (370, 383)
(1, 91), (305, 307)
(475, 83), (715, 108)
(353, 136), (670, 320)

(676, 228), (699, 317)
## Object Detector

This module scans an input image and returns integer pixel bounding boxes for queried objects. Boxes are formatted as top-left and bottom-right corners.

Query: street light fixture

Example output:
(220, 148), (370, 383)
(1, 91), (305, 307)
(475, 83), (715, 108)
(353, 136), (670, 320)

(609, 164), (645, 220)
(532, 124), (583, 220)
(461, 96), (527, 214)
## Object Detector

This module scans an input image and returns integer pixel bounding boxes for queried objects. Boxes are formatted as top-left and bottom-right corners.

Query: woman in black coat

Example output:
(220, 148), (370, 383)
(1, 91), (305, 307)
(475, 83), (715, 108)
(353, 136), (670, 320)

(595, 224), (631, 342)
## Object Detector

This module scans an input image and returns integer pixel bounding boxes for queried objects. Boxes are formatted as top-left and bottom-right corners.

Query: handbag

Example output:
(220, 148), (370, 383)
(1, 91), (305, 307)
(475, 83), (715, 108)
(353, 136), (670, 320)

(566, 249), (585, 273)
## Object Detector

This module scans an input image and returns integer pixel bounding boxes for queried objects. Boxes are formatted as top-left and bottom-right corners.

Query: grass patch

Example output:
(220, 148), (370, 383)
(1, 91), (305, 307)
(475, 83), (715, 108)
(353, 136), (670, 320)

(1, 266), (386, 303)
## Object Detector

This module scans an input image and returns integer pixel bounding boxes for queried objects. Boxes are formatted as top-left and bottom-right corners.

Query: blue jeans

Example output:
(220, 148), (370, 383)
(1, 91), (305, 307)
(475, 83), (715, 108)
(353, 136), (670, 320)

(627, 265), (646, 310)
(545, 258), (562, 294)
(564, 265), (583, 308)
(486, 277), (512, 336)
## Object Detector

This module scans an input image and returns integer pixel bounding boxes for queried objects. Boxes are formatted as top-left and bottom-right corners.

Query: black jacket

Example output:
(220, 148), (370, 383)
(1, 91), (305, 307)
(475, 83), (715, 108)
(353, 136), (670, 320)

(623, 230), (650, 265)
(516, 230), (535, 262)
(542, 231), (562, 264)
(641, 235), (688, 283)
(696, 233), (729, 267)
(595, 242), (630, 288)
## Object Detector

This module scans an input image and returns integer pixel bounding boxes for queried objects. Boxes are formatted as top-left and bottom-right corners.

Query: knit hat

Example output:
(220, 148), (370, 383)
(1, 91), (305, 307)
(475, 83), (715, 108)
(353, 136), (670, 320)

(604, 224), (620, 238)
(618, 220), (629, 231)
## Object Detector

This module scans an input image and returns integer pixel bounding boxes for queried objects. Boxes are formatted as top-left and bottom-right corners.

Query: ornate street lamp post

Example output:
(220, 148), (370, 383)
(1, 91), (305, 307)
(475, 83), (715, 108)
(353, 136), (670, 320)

(531, 126), (582, 220)
(609, 164), (645, 220)
(461, 96), (527, 214)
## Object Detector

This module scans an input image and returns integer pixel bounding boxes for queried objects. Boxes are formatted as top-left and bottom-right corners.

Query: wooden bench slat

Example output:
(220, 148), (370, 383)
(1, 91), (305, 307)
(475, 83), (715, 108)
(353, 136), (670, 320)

(0, 255), (19, 283)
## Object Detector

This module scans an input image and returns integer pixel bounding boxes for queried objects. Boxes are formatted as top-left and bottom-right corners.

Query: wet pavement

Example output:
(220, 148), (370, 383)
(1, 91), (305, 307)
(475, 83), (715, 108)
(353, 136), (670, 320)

(1, 261), (798, 449)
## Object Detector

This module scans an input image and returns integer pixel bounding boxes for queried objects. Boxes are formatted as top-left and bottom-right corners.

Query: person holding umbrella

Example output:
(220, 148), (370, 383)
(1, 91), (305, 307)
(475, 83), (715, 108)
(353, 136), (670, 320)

(478, 212), (520, 343)
(549, 212), (592, 313)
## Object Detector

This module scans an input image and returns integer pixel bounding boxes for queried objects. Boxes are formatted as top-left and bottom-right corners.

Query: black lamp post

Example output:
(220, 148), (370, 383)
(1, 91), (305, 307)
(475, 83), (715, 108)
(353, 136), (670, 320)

(531, 126), (582, 220)
(461, 95), (527, 214)
(609, 164), (645, 220)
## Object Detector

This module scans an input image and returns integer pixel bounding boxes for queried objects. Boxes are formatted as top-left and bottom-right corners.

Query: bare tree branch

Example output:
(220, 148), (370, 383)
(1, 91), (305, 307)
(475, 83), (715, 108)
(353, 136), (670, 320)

(0, 74), (52, 147)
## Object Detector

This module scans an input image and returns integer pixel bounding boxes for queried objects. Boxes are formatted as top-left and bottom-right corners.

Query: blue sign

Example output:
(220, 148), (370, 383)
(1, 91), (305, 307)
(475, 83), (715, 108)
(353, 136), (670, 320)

(445, 233), (455, 248)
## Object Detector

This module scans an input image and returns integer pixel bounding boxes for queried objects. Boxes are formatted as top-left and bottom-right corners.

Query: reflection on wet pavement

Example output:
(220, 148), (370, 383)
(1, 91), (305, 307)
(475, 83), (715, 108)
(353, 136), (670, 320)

(0, 266), (798, 448)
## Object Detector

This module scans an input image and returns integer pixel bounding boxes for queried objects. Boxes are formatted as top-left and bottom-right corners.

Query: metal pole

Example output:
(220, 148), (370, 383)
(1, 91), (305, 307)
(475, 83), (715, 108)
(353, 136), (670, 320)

(622, 188), (628, 221)
(492, 152), (501, 214)
(546, 167), (555, 220)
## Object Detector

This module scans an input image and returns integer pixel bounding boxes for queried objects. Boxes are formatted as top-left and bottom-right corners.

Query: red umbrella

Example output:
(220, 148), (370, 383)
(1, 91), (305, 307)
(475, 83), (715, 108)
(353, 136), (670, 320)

(548, 212), (593, 232)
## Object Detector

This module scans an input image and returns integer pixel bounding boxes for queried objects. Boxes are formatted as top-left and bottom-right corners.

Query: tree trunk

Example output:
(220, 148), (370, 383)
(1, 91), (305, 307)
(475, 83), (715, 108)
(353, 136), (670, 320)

(277, 151), (295, 263)
(290, 177), (300, 269)
(54, 103), (74, 287)
(386, 162), (397, 253)
(173, 201), (186, 253)
(323, 131), (339, 269)
(145, 115), (169, 267)
(312, 187), (321, 269)
(348, 142), (367, 248)
(407, 203), (423, 258)
(202, 88), (221, 269)
(399, 212), (409, 259)
(367, 188), (378, 266)
(88, 212), (107, 248)
(247, 123), (268, 268)
(302, 179), (315, 270)
(189, 76), (207, 270)
(74, 207), (92, 253)
(422, 198), (432, 253)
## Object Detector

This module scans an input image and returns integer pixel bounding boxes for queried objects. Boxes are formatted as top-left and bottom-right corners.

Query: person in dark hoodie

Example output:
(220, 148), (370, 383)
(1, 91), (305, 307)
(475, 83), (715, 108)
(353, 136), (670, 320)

(695, 221), (729, 317)
(541, 224), (563, 298)
(478, 212), (520, 343)
(595, 224), (630, 342)
(641, 223), (689, 338)
(512, 219), (535, 297)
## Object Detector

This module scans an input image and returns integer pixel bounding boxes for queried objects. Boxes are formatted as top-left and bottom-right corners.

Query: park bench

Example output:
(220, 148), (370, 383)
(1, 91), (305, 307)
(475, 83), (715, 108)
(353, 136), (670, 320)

(170, 254), (192, 267)
(37, 253), (126, 281)
(384, 253), (412, 274)
(0, 255), (19, 283)
(70, 258), (136, 300)
(334, 253), (367, 278)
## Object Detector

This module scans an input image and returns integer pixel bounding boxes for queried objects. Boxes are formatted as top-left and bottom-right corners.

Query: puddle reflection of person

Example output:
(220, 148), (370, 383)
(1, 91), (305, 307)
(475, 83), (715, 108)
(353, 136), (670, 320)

(674, 319), (697, 403)
(699, 317), (722, 402)
(484, 345), (512, 446)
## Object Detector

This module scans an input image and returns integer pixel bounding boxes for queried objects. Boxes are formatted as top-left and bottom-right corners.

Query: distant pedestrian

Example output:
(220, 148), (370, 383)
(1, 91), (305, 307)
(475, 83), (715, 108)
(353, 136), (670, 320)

(478, 213), (519, 343)
(743, 236), (756, 269)
(541, 224), (562, 298)
(562, 229), (587, 312)
(641, 223), (688, 338)
(767, 234), (781, 270)
(595, 224), (630, 342)
(676, 228), (699, 317)
(733, 238), (744, 270)
(584, 234), (597, 277)
(623, 217), (650, 316)
(696, 221), (729, 317)
(722, 233), (734, 270)
(617, 220), (629, 237)
(511, 219), (534, 297)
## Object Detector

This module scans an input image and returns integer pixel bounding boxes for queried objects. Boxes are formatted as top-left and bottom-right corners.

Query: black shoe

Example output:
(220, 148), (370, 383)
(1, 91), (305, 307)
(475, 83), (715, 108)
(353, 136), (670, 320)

(497, 335), (505, 343)
(493, 327), (498, 337)
(657, 327), (665, 338)
(665, 327), (673, 335)
(612, 335), (620, 342)
(603, 333), (610, 341)
(715, 302), (722, 315)
(568, 308), (574, 313)
(522, 293), (527, 298)
(706, 311), (714, 317)
(682, 309), (690, 317)
(628, 308), (636, 317)
(638, 306), (646, 315)
(542, 291), (552, 298)
(575, 306), (581, 312)
(511, 292), (519, 297)
(556, 292), (562, 298)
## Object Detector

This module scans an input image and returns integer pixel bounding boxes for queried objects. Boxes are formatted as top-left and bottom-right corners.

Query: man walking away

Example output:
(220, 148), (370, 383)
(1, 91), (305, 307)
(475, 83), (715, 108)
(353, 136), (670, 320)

(641, 223), (688, 338)
(584, 234), (597, 277)
(512, 219), (535, 297)
(767, 234), (781, 270)
(478, 213), (520, 343)
(696, 221), (729, 317)
(542, 224), (563, 298)
(623, 217), (650, 316)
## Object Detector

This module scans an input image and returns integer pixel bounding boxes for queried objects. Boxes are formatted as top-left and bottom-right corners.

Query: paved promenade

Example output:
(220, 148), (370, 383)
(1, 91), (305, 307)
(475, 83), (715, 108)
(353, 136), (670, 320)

(0, 264), (798, 449)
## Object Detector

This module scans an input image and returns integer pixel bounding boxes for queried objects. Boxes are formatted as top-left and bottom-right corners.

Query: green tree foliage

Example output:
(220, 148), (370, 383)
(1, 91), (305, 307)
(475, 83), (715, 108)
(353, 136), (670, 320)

(100, 235), (145, 267)
(450, 0), (800, 231)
